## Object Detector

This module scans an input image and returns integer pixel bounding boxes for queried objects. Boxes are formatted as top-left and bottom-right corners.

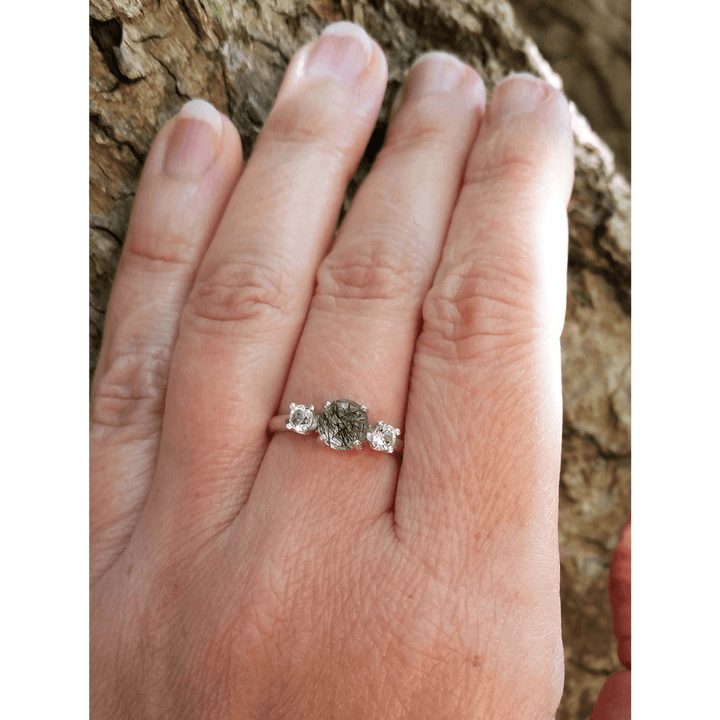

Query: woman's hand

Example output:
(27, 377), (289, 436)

(91, 21), (578, 719)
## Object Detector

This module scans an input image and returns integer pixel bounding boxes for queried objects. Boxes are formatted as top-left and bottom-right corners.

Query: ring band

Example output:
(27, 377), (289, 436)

(268, 399), (403, 454)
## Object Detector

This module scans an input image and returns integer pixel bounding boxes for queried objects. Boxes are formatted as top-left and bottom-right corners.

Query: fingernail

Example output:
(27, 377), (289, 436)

(491, 75), (550, 122)
(405, 51), (466, 100)
(305, 21), (373, 84)
(163, 99), (223, 178)
(388, 51), (484, 125)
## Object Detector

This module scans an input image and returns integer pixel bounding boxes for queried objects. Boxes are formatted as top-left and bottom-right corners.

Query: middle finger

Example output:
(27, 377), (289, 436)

(255, 51), (486, 524)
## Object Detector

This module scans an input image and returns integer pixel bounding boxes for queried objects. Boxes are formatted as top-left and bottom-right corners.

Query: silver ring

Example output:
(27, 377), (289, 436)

(268, 399), (403, 454)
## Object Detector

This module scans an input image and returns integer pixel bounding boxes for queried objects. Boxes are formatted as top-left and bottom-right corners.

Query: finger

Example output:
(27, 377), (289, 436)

(589, 515), (632, 719)
(143, 23), (388, 547)
(397, 75), (575, 568)
(252, 51), (485, 525)
(589, 671), (631, 720)
(610, 515), (631, 669)
(90, 99), (243, 582)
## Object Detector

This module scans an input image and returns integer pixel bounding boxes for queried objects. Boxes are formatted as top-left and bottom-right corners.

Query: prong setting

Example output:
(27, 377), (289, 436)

(286, 403), (318, 434)
(281, 400), (401, 453)
(367, 421), (400, 453)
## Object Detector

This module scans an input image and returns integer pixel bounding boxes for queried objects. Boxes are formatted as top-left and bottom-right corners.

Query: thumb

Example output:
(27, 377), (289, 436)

(590, 515), (631, 720)
(590, 670), (631, 720)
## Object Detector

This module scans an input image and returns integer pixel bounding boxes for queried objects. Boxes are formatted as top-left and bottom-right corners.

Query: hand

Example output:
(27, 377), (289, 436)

(91, 21), (581, 718)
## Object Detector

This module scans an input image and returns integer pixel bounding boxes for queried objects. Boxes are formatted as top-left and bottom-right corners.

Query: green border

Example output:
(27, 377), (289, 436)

(0, 2), (88, 720)
(633, 0), (720, 720)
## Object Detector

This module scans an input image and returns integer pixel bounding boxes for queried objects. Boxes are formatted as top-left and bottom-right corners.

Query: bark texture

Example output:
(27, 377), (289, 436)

(89, 2), (630, 718)
(511, 0), (630, 180)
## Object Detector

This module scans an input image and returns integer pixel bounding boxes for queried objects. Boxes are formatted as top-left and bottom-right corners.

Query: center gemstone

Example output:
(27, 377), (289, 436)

(317, 399), (369, 451)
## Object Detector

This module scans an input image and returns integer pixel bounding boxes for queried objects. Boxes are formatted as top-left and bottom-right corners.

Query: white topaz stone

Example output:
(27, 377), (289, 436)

(368, 421), (400, 453)
(286, 403), (317, 433)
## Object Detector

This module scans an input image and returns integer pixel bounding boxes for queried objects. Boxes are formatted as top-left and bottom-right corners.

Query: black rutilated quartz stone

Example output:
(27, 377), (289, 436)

(317, 400), (369, 450)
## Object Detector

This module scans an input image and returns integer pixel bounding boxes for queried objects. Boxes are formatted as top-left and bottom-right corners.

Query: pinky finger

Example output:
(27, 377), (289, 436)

(90, 99), (243, 584)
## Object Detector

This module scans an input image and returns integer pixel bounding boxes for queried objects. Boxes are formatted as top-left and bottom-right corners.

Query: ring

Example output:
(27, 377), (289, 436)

(268, 399), (403, 454)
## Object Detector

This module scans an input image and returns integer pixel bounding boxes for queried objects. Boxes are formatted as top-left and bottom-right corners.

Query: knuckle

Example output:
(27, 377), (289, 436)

(382, 104), (462, 158)
(464, 129), (548, 192)
(420, 259), (537, 361)
(315, 232), (422, 305)
(184, 256), (294, 334)
(124, 227), (197, 268)
(91, 345), (168, 431)
(261, 91), (357, 159)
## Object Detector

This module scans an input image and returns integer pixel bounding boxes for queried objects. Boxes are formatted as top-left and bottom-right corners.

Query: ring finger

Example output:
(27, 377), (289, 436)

(253, 51), (486, 525)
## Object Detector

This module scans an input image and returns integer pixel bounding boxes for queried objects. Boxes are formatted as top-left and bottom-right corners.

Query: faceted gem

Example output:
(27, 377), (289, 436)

(368, 421), (400, 453)
(286, 403), (317, 433)
(317, 399), (369, 451)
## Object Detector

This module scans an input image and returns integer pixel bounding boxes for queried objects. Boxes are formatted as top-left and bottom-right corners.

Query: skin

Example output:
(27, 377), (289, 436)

(90, 23), (630, 720)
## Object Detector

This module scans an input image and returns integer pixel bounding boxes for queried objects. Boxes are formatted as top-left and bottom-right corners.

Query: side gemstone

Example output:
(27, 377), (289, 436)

(286, 403), (317, 434)
(368, 421), (400, 453)
(317, 400), (369, 451)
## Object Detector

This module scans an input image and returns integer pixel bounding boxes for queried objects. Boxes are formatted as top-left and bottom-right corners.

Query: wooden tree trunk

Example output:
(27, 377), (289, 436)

(90, 2), (630, 718)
